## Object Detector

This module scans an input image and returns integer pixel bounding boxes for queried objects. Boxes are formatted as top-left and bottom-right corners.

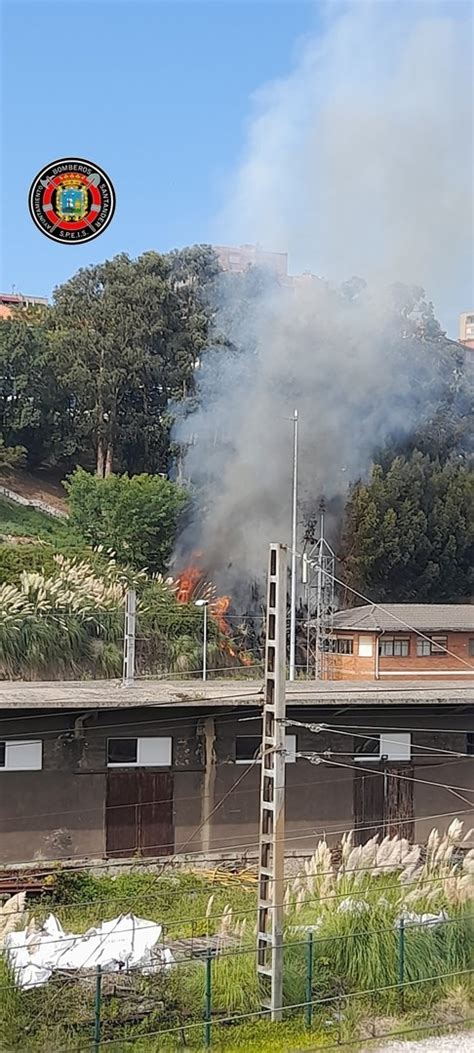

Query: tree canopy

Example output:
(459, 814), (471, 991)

(65, 468), (188, 573)
(341, 451), (474, 601)
(0, 247), (218, 476)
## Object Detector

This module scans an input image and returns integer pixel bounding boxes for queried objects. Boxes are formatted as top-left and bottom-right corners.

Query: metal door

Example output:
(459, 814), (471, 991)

(106, 770), (174, 858)
(353, 764), (414, 845)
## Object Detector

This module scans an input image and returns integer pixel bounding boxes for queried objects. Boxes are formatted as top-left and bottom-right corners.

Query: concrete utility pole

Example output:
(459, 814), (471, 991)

(257, 542), (287, 1020)
(122, 588), (136, 686)
(195, 599), (209, 681)
(289, 409), (299, 681)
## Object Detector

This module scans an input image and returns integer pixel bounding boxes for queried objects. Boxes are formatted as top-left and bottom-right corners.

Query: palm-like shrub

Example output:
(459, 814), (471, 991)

(0, 557), (241, 679)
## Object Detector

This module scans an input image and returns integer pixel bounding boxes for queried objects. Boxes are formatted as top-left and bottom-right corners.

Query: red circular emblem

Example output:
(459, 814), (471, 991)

(29, 158), (115, 243)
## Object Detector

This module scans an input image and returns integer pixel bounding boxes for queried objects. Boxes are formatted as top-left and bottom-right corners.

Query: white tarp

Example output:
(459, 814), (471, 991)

(4, 912), (174, 989)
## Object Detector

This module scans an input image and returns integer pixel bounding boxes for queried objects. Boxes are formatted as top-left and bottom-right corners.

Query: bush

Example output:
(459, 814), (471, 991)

(65, 468), (188, 573)
(0, 542), (57, 584)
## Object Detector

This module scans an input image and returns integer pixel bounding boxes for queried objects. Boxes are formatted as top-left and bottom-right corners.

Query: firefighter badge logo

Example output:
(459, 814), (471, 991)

(28, 158), (115, 243)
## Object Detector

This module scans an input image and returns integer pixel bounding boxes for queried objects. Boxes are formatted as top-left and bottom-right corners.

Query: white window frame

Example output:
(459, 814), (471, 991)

(107, 736), (172, 768)
(0, 740), (42, 771)
(235, 734), (297, 764)
(354, 732), (411, 762)
(358, 637), (373, 657)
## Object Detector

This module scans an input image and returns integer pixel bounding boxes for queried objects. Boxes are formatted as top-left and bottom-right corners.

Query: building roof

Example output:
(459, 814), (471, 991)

(331, 604), (474, 633)
(0, 678), (470, 710)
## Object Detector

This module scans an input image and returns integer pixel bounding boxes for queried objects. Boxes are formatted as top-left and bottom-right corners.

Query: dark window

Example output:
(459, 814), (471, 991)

(0, 743), (5, 767)
(108, 738), (138, 765)
(466, 733), (474, 756)
(235, 737), (261, 762)
(354, 735), (379, 759)
(336, 638), (353, 655)
(329, 638), (354, 654)
(431, 636), (448, 655)
(468, 639), (474, 657)
(379, 638), (409, 657)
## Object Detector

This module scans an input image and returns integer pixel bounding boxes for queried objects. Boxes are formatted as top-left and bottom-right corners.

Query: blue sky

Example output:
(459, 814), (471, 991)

(1, 1), (316, 298)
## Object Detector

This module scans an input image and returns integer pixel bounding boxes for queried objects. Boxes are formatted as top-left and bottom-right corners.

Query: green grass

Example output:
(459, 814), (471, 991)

(40, 869), (256, 939)
(0, 869), (471, 1051)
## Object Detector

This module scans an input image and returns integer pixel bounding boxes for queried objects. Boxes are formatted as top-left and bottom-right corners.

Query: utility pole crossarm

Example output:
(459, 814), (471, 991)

(257, 543), (287, 1021)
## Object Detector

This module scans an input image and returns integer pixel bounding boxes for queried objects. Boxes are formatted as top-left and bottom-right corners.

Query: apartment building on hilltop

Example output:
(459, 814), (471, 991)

(0, 292), (48, 319)
(213, 243), (289, 279)
(459, 312), (474, 349)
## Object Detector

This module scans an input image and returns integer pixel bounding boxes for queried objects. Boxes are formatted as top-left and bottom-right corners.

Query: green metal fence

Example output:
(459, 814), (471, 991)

(81, 914), (472, 1050)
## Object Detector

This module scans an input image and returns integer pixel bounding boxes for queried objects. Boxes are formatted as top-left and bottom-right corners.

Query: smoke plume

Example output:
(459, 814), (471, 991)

(173, 1), (472, 593)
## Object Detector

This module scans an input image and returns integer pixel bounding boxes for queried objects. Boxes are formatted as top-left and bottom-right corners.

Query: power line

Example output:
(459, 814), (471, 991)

(284, 718), (474, 761)
(0, 765), (369, 827)
(4, 894), (471, 959)
(2, 851), (472, 921)
(5, 803), (471, 876)
(290, 545), (474, 672)
(284, 719), (474, 793)
(65, 970), (473, 1050)
(298, 753), (474, 808)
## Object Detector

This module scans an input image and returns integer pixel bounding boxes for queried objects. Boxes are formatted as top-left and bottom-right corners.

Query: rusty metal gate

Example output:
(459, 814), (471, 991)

(106, 770), (174, 858)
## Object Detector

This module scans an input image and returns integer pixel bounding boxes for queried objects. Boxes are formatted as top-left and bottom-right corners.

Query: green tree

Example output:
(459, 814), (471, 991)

(341, 451), (474, 601)
(65, 468), (188, 573)
(0, 310), (81, 468)
(0, 437), (26, 472)
(52, 247), (219, 477)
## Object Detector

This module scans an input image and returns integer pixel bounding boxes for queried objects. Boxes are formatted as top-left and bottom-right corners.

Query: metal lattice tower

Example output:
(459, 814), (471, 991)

(302, 501), (336, 679)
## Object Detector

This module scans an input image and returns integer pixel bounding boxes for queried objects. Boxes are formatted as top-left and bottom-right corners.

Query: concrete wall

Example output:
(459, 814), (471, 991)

(0, 706), (472, 865)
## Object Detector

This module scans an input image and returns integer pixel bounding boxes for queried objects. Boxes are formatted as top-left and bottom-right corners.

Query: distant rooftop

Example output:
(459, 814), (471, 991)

(331, 604), (474, 634)
(0, 293), (48, 305)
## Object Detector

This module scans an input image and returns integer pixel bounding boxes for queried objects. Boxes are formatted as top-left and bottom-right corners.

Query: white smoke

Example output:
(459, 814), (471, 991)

(222, 1), (472, 336)
(173, 1), (472, 592)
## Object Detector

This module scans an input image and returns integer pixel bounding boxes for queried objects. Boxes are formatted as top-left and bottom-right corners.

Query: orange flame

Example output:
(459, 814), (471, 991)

(211, 594), (231, 634)
(176, 565), (254, 668)
(176, 565), (202, 604)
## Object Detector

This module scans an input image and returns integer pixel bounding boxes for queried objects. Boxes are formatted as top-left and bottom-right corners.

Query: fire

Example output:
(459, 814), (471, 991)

(175, 564), (254, 669)
(211, 594), (231, 634)
(176, 565), (202, 604)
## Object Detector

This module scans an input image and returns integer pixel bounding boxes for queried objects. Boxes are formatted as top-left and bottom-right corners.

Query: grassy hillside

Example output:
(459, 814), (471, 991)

(0, 495), (86, 587)
(0, 495), (66, 541)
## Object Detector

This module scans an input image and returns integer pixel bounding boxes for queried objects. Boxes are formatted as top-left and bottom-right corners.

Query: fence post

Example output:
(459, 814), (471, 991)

(94, 964), (102, 1051)
(204, 948), (212, 1048)
(305, 931), (314, 1028)
(398, 917), (405, 1010)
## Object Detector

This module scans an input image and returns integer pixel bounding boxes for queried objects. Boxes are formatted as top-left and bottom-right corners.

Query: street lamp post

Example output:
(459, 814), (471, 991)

(195, 599), (209, 681)
(289, 409), (299, 682)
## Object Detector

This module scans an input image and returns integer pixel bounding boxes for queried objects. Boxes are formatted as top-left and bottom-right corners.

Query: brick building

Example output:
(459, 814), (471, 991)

(325, 604), (474, 681)
(0, 292), (48, 319)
